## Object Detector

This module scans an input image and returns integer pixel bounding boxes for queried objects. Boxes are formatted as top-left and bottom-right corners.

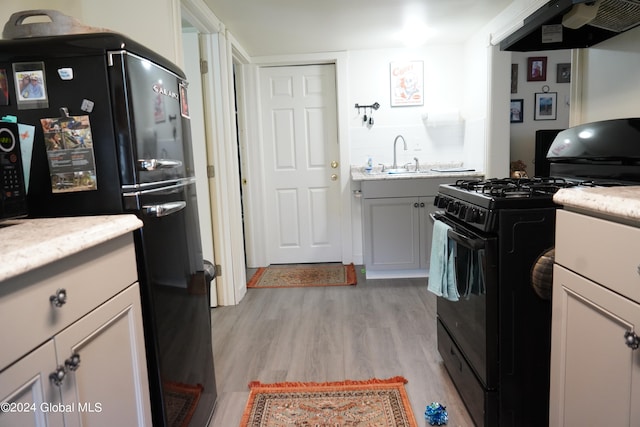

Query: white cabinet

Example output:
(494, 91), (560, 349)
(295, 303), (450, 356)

(361, 176), (472, 278)
(363, 196), (435, 272)
(550, 209), (640, 427)
(0, 234), (151, 427)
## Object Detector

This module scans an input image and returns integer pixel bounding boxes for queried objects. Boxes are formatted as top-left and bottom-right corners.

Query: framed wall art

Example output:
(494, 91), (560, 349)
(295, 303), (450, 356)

(534, 92), (557, 120)
(557, 63), (571, 83)
(511, 64), (518, 94)
(527, 57), (547, 81)
(510, 99), (523, 123)
(390, 61), (423, 107)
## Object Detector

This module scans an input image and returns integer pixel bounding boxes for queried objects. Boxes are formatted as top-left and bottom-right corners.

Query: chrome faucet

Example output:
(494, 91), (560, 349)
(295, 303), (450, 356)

(392, 135), (407, 170)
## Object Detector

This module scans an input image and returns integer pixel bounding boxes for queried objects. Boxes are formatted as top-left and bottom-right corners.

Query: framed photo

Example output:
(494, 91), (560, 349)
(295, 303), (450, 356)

(534, 92), (557, 120)
(527, 56), (547, 81)
(390, 61), (424, 107)
(557, 63), (571, 83)
(12, 62), (49, 110)
(510, 99), (523, 123)
(511, 64), (518, 94)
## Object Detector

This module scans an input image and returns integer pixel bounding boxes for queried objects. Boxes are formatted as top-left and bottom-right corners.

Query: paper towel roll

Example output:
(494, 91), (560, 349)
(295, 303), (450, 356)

(422, 110), (462, 127)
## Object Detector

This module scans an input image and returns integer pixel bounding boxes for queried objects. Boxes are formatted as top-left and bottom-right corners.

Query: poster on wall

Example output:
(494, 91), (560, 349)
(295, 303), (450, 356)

(390, 61), (424, 107)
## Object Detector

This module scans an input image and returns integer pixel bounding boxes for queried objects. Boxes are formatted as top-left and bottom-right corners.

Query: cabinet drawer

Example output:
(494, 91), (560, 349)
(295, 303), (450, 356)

(0, 234), (137, 369)
(555, 209), (640, 303)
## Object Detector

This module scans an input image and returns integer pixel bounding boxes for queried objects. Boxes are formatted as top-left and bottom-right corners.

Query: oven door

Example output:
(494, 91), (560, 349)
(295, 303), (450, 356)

(430, 212), (498, 389)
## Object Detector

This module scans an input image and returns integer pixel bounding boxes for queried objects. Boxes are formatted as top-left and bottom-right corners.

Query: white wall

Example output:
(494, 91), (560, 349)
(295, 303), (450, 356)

(575, 25), (640, 123)
(347, 46), (468, 170)
(1, 1), (180, 64)
(509, 49), (571, 173)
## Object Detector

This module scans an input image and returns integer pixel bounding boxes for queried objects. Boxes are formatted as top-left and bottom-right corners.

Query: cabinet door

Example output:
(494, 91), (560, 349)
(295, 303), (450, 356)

(0, 341), (64, 427)
(550, 265), (640, 427)
(54, 283), (151, 427)
(363, 197), (421, 271)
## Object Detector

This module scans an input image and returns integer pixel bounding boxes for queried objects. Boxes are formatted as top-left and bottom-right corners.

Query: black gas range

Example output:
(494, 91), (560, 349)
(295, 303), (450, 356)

(431, 118), (640, 427)
(433, 177), (580, 233)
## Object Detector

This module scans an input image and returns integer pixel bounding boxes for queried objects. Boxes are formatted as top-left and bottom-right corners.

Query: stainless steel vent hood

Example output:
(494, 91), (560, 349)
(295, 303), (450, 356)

(501, 0), (640, 51)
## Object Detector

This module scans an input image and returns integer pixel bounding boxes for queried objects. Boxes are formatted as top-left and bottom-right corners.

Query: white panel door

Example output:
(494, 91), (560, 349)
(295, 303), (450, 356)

(260, 64), (340, 263)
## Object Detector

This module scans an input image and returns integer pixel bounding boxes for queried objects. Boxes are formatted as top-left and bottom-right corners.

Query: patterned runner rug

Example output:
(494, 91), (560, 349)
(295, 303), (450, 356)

(239, 377), (417, 426)
(247, 263), (357, 288)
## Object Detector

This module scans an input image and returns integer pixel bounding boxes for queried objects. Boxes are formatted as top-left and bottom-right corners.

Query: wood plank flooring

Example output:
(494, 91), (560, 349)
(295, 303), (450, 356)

(207, 268), (474, 426)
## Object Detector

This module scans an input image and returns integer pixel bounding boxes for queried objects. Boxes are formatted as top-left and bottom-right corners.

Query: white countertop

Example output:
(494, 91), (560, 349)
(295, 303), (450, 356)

(554, 186), (640, 223)
(351, 165), (484, 181)
(0, 215), (143, 282)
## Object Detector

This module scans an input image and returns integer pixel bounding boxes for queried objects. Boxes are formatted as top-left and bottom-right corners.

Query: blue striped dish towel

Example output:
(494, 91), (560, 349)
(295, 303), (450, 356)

(427, 219), (459, 301)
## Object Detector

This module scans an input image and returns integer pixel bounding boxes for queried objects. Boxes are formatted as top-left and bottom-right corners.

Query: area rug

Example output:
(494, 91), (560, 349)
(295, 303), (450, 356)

(164, 381), (203, 427)
(247, 263), (357, 288)
(239, 377), (417, 426)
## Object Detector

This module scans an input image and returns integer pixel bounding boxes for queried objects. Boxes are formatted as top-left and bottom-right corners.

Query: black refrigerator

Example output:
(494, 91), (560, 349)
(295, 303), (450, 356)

(0, 32), (216, 426)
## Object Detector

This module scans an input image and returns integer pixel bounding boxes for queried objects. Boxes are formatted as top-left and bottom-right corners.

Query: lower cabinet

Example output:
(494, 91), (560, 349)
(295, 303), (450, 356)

(0, 283), (151, 427)
(360, 176), (476, 278)
(0, 234), (151, 427)
(550, 266), (640, 426)
(550, 209), (640, 426)
(363, 196), (435, 273)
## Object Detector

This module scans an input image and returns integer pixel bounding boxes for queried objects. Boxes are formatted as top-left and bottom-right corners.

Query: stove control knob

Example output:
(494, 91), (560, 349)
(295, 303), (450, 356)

(458, 205), (467, 219)
(437, 196), (448, 208)
(446, 200), (455, 212)
(476, 210), (486, 225)
(466, 208), (479, 223)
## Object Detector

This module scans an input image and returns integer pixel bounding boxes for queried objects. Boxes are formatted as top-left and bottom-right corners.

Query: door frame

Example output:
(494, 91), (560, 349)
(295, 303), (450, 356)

(243, 52), (352, 268)
(180, 0), (249, 305)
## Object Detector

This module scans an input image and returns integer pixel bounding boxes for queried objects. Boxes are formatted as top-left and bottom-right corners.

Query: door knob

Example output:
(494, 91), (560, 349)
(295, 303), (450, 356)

(331, 160), (339, 168)
(330, 174), (338, 181)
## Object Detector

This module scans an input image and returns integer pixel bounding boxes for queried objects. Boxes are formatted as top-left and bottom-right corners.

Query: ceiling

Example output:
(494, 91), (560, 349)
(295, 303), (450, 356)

(202, 0), (513, 56)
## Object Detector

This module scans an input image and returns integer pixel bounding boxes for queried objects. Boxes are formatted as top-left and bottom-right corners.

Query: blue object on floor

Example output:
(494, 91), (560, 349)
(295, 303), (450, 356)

(425, 402), (448, 425)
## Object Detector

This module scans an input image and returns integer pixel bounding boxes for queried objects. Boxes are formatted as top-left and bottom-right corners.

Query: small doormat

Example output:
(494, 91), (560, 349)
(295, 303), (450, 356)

(247, 263), (357, 288)
(239, 377), (417, 427)
(164, 381), (203, 427)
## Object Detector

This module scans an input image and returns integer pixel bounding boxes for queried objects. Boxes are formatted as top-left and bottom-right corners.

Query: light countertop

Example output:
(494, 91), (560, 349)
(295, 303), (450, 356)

(351, 165), (484, 181)
(554, 186), (640, 223)
(0, 215), (143, 282)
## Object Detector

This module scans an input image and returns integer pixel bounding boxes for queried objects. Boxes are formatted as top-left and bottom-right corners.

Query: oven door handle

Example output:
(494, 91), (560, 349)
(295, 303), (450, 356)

(447, 228), (486, 250)
(429, 213), (486, 250)
(142, 201), (186, 218)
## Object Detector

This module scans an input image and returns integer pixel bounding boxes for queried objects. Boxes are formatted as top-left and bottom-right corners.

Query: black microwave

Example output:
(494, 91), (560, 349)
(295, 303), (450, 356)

(0, 122), (27, 220)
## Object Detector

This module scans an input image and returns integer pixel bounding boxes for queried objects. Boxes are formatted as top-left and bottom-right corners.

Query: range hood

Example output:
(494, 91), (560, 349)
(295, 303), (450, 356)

(501, 0), (640, 51)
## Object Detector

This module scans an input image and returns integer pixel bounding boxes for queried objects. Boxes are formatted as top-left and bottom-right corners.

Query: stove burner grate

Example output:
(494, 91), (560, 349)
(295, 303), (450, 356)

(453, 177), (578, 198)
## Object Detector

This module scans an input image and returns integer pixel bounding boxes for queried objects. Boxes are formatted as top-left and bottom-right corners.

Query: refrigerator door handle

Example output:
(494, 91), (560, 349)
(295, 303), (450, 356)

(138, 158), (183, 171)
(142, 201), (186, 217)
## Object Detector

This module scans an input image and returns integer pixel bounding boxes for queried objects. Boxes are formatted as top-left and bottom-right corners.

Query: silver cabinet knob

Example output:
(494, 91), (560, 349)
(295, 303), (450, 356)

(624, 331), (639, 350)
(65, 353), (81, 371)
(50, 288), (67, 307)
(330, 174), (338, 181)
(49, 366), (67, 386)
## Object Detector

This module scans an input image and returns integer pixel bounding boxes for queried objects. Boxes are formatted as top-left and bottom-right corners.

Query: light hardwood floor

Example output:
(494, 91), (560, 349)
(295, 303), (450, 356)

(207, 268), (474, 426)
